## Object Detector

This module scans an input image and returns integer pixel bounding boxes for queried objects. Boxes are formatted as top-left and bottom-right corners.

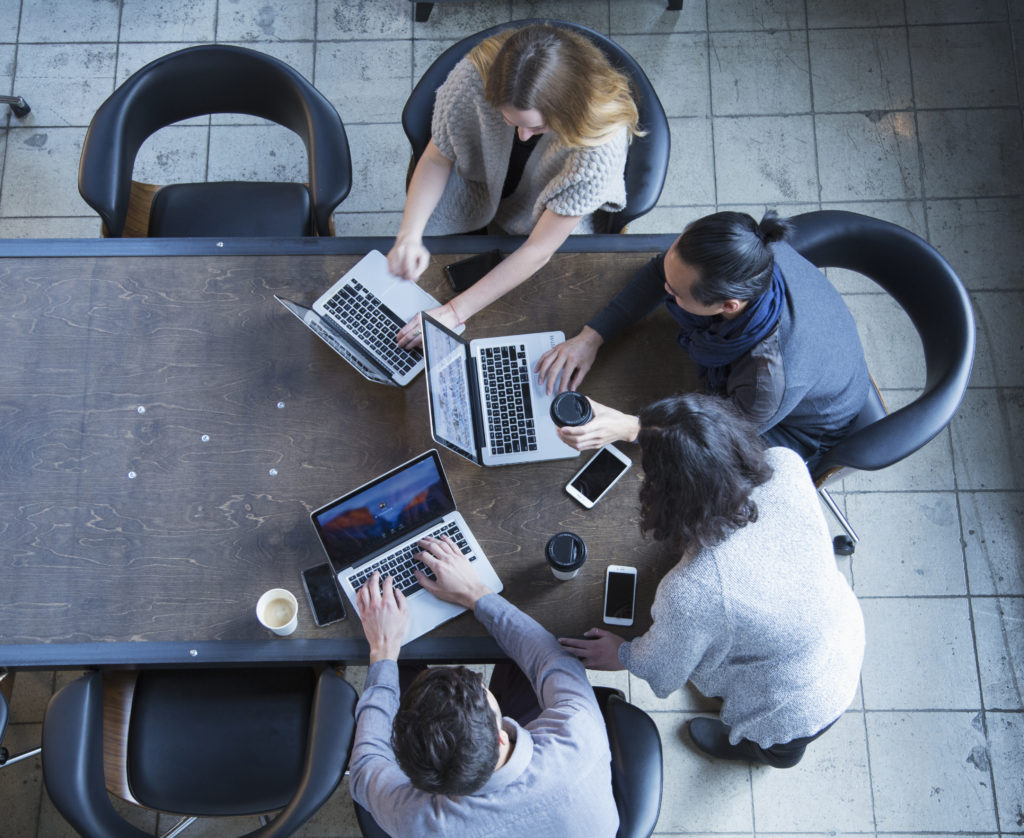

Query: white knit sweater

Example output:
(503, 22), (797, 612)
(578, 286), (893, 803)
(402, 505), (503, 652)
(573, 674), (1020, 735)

(425, 57), (628, 236)
(619, 447), (865, 747)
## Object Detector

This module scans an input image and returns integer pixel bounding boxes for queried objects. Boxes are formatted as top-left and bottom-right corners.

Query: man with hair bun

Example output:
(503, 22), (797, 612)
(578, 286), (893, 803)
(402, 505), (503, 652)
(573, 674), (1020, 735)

(536, 210), (870, 468)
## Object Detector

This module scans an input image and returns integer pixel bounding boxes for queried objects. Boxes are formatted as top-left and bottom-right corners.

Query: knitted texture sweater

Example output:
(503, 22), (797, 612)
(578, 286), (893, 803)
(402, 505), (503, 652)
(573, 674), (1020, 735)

(425, 57), (628, 236)
(619, 447), (865, 747)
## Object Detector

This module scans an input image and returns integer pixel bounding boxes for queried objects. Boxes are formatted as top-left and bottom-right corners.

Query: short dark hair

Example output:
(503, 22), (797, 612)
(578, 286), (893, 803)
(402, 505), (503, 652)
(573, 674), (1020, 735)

(673, 210), (792, 305)
(637, 393), (773, 553)
(391, 666), (500, 795)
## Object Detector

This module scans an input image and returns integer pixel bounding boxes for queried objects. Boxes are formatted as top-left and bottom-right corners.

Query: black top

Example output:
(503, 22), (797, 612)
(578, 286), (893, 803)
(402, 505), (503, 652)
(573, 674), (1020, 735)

(501, 131), (541, 199)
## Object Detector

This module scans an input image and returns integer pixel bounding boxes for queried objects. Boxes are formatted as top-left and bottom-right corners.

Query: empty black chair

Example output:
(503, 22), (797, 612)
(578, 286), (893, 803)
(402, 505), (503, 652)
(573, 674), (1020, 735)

(401, 19), (670, 233)
(788, 210), (976, 549)
(79, 45), (351, 238)
(42, 667), (357, 838)
(354, 686), (663, 838)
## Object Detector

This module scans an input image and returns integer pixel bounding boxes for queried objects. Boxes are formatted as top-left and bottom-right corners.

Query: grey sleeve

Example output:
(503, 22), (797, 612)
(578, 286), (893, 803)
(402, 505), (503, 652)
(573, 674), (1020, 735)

(474, 593), (597, 711)
(618, 562), (723, 699)
(586, 253), (669, 342)
(726, 331), (786, 433)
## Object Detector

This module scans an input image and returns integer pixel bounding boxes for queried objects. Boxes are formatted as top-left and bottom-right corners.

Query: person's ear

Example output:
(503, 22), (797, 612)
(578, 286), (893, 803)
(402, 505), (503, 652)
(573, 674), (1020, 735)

(497, 727), (510, 749)
(720, 298), (744, 315)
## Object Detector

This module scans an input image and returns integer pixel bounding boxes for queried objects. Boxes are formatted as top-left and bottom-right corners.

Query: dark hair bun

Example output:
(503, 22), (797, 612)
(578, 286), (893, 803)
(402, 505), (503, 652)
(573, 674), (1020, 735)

(757, 210), (792, 244)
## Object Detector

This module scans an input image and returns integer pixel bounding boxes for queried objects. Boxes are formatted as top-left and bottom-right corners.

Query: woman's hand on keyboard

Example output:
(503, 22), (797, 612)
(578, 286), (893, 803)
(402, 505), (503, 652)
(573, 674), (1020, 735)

(356, 571), (410, 664)
(396, 303), (459, 350)
(415, 536), (492, 610)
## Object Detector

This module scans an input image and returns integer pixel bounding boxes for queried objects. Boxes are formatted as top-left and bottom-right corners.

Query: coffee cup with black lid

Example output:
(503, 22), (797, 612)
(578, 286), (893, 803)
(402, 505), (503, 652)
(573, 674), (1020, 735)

(550, 391), (593, 428)
(545, 531), (587, 580)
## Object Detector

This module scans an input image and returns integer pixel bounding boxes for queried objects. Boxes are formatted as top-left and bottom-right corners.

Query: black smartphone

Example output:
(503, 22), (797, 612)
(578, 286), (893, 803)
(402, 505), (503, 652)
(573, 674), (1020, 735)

(444, 250), (504, 292)
(565, 444), (632, 508)
(301, 563), (347, 627)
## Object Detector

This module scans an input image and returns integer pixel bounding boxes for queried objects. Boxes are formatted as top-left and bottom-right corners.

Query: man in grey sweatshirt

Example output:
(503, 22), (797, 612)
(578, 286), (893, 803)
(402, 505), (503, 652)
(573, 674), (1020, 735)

(348, 535), (619, 838)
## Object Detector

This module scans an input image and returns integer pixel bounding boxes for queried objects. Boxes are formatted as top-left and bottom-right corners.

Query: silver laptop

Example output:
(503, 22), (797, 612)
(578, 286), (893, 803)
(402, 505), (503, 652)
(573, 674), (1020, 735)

(310, 449), (503, 645)
(276, 250), (444, 387)
(421, 313), (580, 467)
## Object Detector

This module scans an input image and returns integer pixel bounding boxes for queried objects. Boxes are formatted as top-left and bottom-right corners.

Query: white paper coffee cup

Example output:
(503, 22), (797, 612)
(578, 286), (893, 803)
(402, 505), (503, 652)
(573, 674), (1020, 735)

(256, 588), (298, 636)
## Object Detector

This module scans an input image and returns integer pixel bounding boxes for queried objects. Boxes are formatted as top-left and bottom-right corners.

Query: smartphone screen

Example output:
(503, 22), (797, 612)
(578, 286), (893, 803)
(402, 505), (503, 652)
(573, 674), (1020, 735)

(604, 568), (637, 624)
(569, 446), (631, 504)
(301, 564), (347, 627)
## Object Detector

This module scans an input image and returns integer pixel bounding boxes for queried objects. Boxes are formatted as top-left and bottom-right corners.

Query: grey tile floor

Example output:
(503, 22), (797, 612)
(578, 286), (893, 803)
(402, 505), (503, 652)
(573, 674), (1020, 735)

(0, 0), (1022, 835)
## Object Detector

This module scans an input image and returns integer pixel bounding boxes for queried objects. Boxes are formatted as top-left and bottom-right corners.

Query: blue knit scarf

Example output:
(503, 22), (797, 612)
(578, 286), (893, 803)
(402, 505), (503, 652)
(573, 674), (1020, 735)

(666, 265), (786, 391)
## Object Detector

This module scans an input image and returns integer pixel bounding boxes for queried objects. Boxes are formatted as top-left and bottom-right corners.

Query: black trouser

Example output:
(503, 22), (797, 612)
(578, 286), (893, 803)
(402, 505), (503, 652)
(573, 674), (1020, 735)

(399, 662), (541, 725)
(736, 717), (838, 768)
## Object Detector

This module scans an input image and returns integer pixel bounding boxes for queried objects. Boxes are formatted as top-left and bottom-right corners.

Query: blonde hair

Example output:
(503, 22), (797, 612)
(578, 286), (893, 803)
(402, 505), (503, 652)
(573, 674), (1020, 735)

(468, 24), (643, 148)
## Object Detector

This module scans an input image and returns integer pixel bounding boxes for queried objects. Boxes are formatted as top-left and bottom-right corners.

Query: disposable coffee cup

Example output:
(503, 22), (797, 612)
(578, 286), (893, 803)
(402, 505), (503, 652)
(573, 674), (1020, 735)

(545, 532), (587, 580)
(256, 588), (298, 636)
(550, 391), (593, 428)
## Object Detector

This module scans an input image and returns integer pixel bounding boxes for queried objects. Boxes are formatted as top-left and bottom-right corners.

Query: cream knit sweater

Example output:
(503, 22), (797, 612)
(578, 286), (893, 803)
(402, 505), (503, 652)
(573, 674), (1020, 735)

(425, 57), (628, 236)
(619, 447), (865, 747)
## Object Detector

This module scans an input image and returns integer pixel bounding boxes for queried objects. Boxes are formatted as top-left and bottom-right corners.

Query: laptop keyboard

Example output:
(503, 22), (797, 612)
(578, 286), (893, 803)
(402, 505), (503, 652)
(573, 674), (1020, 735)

(322, 279), (422, 376)
(479, 344), (538, 455)
(348, 521), (475, 598)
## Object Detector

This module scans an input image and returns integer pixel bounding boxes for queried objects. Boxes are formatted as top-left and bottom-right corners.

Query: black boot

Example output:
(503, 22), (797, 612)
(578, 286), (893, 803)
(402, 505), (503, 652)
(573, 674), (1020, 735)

(686, 717), (757, 763)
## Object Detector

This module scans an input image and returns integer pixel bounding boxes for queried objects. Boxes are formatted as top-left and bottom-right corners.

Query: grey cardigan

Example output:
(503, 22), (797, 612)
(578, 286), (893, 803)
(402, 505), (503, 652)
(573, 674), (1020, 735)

(425, 57), (628, 236)
(619, 447), (865, 747)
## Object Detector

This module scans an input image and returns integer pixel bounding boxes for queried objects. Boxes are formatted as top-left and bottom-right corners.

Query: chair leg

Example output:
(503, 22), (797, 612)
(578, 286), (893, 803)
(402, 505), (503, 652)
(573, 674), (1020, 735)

(818, 488), (859, 547)
(159, 816), (197, 838)
(413, 2), (433, 22)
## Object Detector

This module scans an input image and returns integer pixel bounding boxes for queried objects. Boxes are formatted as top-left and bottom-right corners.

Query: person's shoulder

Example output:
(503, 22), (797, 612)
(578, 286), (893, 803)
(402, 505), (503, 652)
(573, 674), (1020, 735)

(761, 447), (818, 500)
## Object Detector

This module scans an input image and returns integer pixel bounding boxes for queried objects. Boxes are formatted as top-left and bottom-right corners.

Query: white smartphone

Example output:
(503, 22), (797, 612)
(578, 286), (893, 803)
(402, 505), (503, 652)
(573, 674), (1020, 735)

(603, 565), (637, 626)
(565, 444), (632, 508)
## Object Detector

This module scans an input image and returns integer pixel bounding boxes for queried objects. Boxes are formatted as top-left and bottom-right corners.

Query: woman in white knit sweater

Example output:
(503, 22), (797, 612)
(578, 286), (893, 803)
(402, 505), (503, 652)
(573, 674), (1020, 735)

(560, 393), (864, 768)
(389, 23), (642, 349)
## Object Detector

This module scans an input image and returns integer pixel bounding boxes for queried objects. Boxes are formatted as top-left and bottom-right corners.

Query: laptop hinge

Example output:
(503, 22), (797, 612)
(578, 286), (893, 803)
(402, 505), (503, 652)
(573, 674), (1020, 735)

(469, 353), (488, 462)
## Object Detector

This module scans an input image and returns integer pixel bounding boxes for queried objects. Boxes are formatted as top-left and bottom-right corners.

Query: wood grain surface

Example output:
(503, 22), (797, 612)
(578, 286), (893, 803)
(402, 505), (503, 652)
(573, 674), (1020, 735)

(0, 249), (698, 659)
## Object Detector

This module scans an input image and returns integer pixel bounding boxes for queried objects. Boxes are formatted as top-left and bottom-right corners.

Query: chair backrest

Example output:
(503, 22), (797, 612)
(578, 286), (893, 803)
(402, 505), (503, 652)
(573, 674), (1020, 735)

(43, 668), (357, 838)
(401, 19), (670, 233)
(594, 688), (663, 838)
(788, 210), (976, 479)
(79, 44), (352, 237)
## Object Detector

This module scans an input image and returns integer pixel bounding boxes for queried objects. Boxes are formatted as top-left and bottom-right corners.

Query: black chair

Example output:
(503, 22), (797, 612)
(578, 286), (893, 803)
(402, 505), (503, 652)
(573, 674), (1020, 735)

(788, 210), (976, 552)
(0, 669), (42, 770)
(409, 2), (684, 22)
(42, 667), (357, 838)
(354, 686), (663, 838)
(401, 19), (670, 233)
(79, 45), (351, 238)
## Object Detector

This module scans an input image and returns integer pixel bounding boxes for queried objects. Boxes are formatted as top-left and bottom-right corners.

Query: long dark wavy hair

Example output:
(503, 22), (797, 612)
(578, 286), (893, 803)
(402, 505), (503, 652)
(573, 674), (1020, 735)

(637, 393), (774, 554)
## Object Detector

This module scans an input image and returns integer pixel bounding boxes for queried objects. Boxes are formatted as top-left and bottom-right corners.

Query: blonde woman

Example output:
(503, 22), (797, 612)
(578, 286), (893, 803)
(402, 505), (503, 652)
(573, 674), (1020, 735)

(390, 23), (642, 349)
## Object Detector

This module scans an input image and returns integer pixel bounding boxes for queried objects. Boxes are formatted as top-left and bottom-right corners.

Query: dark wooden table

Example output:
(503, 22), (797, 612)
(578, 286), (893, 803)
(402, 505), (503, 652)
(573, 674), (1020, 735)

(0, 234), (694, 667)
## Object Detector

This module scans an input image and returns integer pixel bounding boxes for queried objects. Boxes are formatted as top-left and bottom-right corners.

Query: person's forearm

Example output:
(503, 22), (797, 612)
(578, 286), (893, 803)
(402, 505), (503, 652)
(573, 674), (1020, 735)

(448, 209), (580, 322)
(396, 147), (453, 242)
(587, 253), (669, 342)
(449, 241), (551, 321)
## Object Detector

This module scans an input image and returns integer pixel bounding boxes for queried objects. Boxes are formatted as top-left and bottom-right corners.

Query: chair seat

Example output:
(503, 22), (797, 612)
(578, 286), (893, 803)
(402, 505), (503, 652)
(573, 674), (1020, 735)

(126, 668), (315, 816)
(148, 181), (314, 237)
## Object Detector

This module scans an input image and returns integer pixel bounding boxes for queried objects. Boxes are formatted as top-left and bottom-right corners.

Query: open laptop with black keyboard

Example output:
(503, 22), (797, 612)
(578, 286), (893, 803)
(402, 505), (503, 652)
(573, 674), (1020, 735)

(276, 250), (450, 387)
(421, 313), (579, 467)
(311, 450), (503, 644)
